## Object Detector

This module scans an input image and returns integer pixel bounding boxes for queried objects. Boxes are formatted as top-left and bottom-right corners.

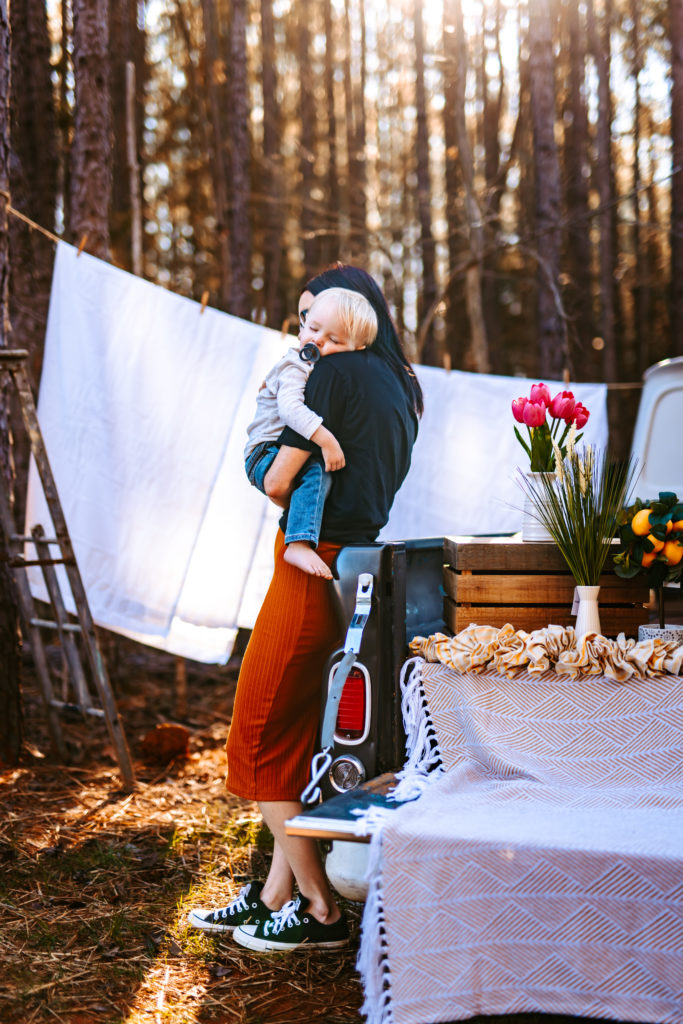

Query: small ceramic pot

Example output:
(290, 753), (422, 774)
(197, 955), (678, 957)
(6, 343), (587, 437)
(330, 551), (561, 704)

(638, 624), (683, 645)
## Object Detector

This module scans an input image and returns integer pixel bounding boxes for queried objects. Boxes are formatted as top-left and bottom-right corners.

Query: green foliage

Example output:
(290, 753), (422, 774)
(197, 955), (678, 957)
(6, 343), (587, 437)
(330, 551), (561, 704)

(521, 449), (638, 585)
(614, 491), (683, 589)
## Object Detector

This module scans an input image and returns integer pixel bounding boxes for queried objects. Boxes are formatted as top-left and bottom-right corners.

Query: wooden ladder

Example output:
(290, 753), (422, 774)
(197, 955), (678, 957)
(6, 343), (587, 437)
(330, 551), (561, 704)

(0, 349), (135, 791)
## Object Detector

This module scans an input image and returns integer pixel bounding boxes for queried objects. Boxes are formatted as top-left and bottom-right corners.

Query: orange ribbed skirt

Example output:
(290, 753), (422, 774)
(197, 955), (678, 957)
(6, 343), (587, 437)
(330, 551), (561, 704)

(225, 530), (343, 801)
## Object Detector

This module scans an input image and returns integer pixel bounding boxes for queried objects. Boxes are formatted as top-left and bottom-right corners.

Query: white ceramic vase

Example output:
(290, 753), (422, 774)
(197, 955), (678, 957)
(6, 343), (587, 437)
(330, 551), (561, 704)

(522, 472), (555, 543)
(575, 585), (601, 639)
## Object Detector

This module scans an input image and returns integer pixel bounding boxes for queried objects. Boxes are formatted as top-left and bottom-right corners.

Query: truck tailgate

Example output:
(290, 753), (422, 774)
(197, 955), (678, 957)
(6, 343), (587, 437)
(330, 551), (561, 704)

(285, 773), (399, 843)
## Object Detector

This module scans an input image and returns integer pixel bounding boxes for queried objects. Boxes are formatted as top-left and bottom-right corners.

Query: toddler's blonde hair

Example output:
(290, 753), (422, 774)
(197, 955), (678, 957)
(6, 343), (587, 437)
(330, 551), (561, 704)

(309, 287), (378, 349)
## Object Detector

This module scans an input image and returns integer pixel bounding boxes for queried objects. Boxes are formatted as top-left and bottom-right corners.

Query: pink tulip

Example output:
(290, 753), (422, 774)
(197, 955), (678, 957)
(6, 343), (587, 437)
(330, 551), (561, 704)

(573, 403), (590, 429)
(511, 397), (528, 423)
(549, 390), (576, 420)
(529, 383), (551, 407)
(522, 401), (547, 428)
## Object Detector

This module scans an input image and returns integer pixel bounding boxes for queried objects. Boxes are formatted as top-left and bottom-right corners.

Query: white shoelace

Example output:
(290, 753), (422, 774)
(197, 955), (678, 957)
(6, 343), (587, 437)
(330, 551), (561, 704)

(213, 884), (250, 921)
(266, 897), (301, 936)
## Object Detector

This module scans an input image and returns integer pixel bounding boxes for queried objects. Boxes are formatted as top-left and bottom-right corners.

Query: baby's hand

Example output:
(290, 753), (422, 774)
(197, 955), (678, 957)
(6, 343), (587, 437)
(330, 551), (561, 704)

(322, 439), (345, 472)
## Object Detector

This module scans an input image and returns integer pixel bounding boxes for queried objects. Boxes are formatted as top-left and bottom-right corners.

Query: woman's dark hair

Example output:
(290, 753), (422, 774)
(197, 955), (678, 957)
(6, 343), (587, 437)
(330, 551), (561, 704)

(304, 264), (424, 417)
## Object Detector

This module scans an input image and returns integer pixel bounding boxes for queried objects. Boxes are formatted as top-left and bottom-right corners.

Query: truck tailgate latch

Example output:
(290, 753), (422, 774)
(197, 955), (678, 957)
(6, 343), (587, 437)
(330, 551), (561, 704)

(300, 573), (374, 806)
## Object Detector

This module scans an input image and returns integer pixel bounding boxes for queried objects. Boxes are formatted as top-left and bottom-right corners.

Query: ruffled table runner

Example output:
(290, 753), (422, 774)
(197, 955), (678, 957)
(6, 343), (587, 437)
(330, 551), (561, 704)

(358, 626), (683, 1024)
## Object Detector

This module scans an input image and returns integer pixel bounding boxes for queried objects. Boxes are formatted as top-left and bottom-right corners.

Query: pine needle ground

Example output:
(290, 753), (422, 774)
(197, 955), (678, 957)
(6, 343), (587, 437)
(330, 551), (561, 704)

(0, 640), (363, 1024)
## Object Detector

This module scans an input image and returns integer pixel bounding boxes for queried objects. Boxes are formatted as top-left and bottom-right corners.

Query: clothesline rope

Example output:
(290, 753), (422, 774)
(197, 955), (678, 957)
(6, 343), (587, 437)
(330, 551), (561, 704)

(0, 191), (645, 390)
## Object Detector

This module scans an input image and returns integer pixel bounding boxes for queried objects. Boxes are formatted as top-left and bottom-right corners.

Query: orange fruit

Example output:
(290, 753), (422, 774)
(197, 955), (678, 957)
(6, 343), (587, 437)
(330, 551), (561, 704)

(632, 508), (652, 535)
(673, 519), (683, 532)
(663, 540), (683, 566)
(641, 551), (656, 568)
(647, 534), (665, 553)
(666, 520), (673, 534)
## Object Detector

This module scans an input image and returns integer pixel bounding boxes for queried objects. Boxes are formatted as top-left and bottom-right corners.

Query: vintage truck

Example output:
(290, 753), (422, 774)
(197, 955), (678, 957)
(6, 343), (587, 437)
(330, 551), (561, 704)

(285, 354), (683, 899)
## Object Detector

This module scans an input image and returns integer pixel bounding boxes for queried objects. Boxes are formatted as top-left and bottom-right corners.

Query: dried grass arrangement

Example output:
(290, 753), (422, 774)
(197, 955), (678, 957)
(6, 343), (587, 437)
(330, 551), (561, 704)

(518, 447), (638, 586)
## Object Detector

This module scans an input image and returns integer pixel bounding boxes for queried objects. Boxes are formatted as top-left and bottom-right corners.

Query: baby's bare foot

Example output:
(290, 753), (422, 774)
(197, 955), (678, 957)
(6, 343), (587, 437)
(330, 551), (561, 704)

(284, 542), (333, 578)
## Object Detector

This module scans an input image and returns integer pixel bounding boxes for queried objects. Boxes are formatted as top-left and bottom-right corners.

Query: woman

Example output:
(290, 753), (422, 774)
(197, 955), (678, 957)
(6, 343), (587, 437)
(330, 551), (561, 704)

(188, 265), (422, 952)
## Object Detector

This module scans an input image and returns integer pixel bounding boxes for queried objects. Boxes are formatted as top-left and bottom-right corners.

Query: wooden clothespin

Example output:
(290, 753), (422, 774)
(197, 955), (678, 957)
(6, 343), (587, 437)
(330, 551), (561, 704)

(200, 290), (210, 314)
(280, 315), (293, 338)
(443, 352), (452, 374)
(563, 367), (571, 385)
(76, 234), (88, 256)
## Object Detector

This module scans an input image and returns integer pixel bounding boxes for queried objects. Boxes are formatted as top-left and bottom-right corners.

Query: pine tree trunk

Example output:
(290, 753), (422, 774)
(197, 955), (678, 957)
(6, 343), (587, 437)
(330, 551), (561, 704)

(670, 0), (683, 356)
(447, 0), (489, 373)
(588, 0), (617, 380)
(630, 0), (648, 374)
(563, 0), (593, 373)
(109, 0), (144, 271)
(261, 0), (283, 326)
(71, 0), (112, 260)
(0, 0), (23, 766)
(59, 0), (72, 240)
(442, 0), (465, 368)
(528, 0), (566, 378)
(199, 0), (232, 309)
(414, 0), (438, 364)
(351, 0), (367, 255)
(321, 0), (340, 267)
(298, 0), (317, 271)
(341, 0), (355, 257)
(229, 0), (251, 318)
(9, 0), (58, 526)
(481, 0), (503, 369)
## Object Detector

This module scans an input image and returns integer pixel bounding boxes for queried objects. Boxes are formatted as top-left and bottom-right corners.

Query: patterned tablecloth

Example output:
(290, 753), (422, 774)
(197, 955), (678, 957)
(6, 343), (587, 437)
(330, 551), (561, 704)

(357, 627), (683, 1024)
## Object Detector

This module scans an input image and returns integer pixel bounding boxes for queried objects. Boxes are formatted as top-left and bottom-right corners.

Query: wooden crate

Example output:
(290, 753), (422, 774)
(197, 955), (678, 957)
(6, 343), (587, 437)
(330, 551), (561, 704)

(443, 538), (650, 638)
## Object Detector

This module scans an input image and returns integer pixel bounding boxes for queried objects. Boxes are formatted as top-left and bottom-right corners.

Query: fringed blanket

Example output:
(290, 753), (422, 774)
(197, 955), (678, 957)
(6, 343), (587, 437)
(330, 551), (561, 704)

(358, 626), (683, 1024)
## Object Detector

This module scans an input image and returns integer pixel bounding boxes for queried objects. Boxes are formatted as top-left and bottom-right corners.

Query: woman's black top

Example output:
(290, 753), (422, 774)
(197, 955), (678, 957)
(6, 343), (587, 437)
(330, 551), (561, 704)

(278, 348), (418, 544)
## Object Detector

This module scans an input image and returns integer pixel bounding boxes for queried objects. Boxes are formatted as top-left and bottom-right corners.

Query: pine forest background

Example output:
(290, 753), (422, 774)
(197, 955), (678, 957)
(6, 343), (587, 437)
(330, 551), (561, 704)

(6, 0), (683, 393)
(1, 1), (683, 758)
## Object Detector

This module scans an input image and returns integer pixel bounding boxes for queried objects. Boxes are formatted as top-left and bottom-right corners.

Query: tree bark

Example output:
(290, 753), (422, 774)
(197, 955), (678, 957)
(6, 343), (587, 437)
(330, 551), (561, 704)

(261, 0), (284, 326)
(0, 0), (22, 766)
(199, 0), (232, 308)
(298, 0), (317, 271)
(528, 0), (566, 378)
(109, 0), (144, 271)
(414, 0), (438, 364)
(445, 0), (489, 373)
(228, 0), (251, 318)
(588, 0), (617, 380)
(481, 0), (503, 369)
(9, 0), (58, 524)
(71, 0), (112, 260)
(670, 0), (683, 356)
(630, 0), (648, 374)
(351, 0), (367, 255)
(563, 0), (593, 374)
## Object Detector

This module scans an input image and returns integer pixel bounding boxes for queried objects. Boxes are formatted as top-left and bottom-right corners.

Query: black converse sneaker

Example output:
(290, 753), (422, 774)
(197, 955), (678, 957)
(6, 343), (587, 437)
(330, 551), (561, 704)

(187, 881), (272, 934)
(233, 895), (349, 952)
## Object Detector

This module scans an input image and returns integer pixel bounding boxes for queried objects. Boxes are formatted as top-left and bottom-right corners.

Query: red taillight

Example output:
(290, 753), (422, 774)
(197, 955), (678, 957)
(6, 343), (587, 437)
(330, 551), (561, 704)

(335, 667), (366, 740)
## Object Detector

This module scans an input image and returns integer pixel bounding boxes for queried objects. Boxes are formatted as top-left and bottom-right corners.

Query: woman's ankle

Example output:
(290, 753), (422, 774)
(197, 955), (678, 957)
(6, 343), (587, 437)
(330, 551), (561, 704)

(260, 882), (293, 911)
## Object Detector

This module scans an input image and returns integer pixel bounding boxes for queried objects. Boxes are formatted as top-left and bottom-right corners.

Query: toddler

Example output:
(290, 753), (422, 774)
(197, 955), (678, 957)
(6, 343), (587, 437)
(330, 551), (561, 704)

(244, 287), (377, 577)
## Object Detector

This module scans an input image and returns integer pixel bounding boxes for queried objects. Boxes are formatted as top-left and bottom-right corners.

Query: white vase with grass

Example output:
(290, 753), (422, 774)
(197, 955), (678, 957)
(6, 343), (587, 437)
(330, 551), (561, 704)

(519, 447), (638, 640)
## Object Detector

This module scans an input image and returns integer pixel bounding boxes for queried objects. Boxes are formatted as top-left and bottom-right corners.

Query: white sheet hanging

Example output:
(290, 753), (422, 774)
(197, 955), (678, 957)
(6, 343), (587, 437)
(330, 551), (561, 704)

(381, 365), (608, 541)
(25, 243), (608, 662)
(25, 242), (281, 663)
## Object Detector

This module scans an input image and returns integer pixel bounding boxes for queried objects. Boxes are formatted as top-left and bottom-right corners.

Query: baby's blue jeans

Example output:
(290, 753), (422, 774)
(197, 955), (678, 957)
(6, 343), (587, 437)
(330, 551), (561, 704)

(245, 441), (331, 548)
